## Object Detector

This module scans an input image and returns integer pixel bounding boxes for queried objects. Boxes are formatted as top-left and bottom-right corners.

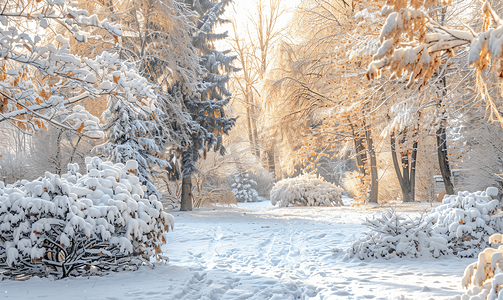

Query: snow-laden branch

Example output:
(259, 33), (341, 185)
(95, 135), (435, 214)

(366, 0), (503, 91)
(0, 0), (157, 138)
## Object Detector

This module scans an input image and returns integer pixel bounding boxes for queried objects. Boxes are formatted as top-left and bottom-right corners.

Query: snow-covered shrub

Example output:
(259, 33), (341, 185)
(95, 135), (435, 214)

(232, 173), (260, 202)
(0, 157), (174, 279)
(347, 209), (450, 259)
(270, 174), (343, 207)
(348, 188), (503, 260)
(454, 233), (503, 300)
(429, 188), (503, 257)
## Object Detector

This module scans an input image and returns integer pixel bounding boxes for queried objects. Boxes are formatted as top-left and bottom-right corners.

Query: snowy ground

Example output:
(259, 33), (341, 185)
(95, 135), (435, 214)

(3, 199), (470, 299)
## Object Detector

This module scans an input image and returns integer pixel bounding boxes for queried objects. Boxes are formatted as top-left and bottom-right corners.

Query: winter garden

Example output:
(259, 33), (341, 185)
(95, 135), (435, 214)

(5, 0), (503, 299)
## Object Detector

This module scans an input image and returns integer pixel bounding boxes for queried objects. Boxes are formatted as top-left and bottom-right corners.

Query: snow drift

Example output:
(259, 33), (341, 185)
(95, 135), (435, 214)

(0, 157), (174, 279)
(348, 188), (503, 259)
(270, 174), (343, 207)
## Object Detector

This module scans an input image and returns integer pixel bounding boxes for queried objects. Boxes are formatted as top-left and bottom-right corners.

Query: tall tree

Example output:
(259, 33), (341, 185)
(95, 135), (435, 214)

(229, 0), (285, 176)
(82, 0), (203, 197)
(178, 0), (238, 211)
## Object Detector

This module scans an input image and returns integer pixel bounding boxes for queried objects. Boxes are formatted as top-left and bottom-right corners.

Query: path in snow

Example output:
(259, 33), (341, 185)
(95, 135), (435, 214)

(167, 201), (467, 300)
(2, 200), (468, 299)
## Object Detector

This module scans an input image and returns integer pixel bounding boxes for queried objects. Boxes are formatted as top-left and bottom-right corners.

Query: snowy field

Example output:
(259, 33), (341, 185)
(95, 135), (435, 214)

(2, 199), (470, 299)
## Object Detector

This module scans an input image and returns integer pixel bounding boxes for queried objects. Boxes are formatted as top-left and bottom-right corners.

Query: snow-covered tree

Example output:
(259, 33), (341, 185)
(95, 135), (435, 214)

(232, 172), (260, 202)
(229, 0), (285, 168)
(94, 96), (169, 198)
(176, 0), (238, 211)
(0, 0), (153, 137)
(365, 0), (503, 125)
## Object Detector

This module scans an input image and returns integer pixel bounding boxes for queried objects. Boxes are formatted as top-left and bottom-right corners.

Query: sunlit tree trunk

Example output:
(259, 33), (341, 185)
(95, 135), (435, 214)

(391, 132), (418, 202)
(437, 75), (455, 195)
(246, 106), (255, 153)
(251, 105), (260, 158)
(365, 128), (378, 203)
(437, 121), (454, 195)
(348, 119), (366, 177)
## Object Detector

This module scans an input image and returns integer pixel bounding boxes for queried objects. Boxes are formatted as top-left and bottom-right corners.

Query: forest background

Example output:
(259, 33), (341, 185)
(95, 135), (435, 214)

(2, 0), (503, 209)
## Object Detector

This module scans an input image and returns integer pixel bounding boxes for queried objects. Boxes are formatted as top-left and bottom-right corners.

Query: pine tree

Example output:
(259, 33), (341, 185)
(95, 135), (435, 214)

(232, 172), (259, 202)
(177, 0), (238, 211)
(95, 98), (170, 198)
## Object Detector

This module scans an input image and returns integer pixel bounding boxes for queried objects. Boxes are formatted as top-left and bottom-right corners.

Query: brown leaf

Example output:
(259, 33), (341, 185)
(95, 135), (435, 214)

(76, 122), (85, 133)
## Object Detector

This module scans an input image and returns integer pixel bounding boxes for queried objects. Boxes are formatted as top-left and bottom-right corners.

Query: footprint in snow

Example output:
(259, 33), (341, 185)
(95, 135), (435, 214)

(209, 226), (223, 240)
(420, 286), (431, 292)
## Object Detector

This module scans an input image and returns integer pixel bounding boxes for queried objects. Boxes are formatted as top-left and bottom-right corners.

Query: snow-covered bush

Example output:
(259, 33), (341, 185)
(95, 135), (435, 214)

(270, 174), (343, 207)
(429, 188), (503, 257)
(455, 233), (503, 300)
(232, 173), (260, 202)
(347, 209), (450, 259)
(0, 157), (174, 279)
(348, 188), (503, 260)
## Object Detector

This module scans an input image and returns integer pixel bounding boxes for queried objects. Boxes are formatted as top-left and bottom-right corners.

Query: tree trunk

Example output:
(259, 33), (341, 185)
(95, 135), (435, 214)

(246, 106), (255, 153)
(180, 176), (193, 211)
(391, 133), (408, 202)
(355, 138), (367, 176)
(251, 105), (260, 158)
(55, 129), (64, 175)
(437, 74), (454, 195)
(437, 124), (454, 195)
(266, 141), (276, 179)
(391, 133), (417, 202)
(70, 135), (82, 163)
(365, 129), (378, 203)
(410, 141), (418, 202)
(348, 119), (366, 177)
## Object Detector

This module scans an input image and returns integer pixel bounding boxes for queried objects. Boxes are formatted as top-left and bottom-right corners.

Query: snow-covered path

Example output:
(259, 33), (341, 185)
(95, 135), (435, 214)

(167, 201), (467, 300)
(3, 201), (469, 299)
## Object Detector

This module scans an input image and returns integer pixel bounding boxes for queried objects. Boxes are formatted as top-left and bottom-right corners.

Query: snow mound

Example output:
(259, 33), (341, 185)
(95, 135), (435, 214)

(0, 157), (174, 279)
(348, 188), (503, 260)
(270, 174), (343, 207)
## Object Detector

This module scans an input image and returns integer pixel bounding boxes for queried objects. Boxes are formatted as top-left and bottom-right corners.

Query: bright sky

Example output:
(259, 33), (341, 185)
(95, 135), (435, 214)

(218, 0), (302, 49)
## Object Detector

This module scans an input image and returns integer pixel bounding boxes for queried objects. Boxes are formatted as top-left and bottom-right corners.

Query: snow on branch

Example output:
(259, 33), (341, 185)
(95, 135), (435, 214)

(0, 0), (156, 137)
(365, 0), (503, 90)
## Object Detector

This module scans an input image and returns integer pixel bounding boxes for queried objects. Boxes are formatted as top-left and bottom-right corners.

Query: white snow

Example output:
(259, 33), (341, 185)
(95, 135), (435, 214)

(270, 174), (343, 207)
(2, 199), (469, 299)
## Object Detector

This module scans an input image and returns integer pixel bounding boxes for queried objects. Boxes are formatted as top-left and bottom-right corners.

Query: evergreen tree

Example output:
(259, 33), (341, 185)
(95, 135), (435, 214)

(176, 0), (238, 211)
(232, 172), (260, 202)
(95, 98), (170, 198)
